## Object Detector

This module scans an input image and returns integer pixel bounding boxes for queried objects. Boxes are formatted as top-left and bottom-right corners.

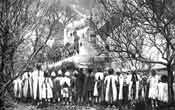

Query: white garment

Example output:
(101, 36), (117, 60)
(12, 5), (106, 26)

(22, 72), (29, 97)
(60, 76), (71, 97)
(93, 72), (104, 96)
(42, 78), (47, 99)
(95, 72), (104, 80)
(119, 74), (124, 100)
(60, 77), (71, 87)
(46, 77), (53, 99)
(158, 82), (168, 102)
(38, 70), (44, 100)
(127, 74), (132, 100)
(61, 88), (69, 98)
(148, 75), (159, 99)
(28, 72), (33, 97)
(104, 75), (118, 102)
(32, 70), (44, 100)
(32, 70), (38, 100)
(13, 78), (22, 98)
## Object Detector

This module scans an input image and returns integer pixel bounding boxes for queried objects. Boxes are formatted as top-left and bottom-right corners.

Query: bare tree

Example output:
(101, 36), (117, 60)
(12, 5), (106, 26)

(0, 0), (75, 101)
(91, 0), (175, 103)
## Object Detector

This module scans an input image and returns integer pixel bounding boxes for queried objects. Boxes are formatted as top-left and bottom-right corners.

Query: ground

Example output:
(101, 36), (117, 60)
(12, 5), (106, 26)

(2, 98), (175, 110)
(4, 102), (128, 110)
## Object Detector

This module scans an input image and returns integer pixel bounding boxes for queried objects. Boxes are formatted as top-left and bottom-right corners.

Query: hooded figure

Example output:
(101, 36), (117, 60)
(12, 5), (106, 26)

(32, 65), (44, 101)
(53, 69), (63, 102)
(41, 77), (46, 100)
(118, 73), (124, 100)
(60, 71), (71, 98)
(41, 70), (48, 100)
(128, 72), (140, 100)
(38, 69), (44, 100)
(82, 69), (94, 104)
(46, 77), (53, 99)
(104, 69), (118, 103)
(32, 69), (38, 100)
(22, 71), (33, 98)
(148, 71), (159, 100)
(93, 68), (104, 102)
(22, 72), (29, 98)
(147, 70), (159, 108)
(13, 77), (22, 99)
(75, 69), (85, 104)
(157, 75), (168, 103)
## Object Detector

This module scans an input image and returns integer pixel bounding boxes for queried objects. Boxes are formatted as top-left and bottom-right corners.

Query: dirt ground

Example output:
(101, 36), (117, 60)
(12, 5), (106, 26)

(2, 99), (175, 110)
(3, 102), (127, 110)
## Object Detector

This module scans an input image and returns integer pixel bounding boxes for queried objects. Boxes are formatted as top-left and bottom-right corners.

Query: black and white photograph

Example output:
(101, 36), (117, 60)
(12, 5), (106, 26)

(1, 0), (175, 110)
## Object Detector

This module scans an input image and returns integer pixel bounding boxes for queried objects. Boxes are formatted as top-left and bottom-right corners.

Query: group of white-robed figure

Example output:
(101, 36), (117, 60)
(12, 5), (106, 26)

(13, 67), (73, 102)
(13, 67), (170, 105)
(13, 68), (53, 101)
(93, 69), (169, 104)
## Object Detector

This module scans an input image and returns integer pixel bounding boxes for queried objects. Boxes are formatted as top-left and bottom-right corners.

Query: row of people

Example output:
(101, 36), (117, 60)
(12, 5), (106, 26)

(13, 65), (171, 107)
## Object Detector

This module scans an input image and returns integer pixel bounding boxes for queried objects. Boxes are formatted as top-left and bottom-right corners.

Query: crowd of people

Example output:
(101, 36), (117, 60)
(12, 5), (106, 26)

(13, 64), (174, 109)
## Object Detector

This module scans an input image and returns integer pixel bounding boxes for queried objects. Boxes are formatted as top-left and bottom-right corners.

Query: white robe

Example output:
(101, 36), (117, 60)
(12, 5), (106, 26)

(42, 78), (47, 99)
(119, 74), (124, 100)
(28, 72), (33, 97)
(104, 75), (118, 102)
(93, 72), (104, 96)
(22, 72), (29, 97)
(32, 70), (44, 100)
(148, 75), (159, 100)
(46, 77), (53, 99)
(13, 78), (22, 98)
(158, 82), (168, 102)
(32, 70), (38, 100)
(38, 70), (44, 100)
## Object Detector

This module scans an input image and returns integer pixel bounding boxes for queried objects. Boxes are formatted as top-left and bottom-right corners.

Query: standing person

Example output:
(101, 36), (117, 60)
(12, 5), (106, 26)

(52, 69), (57, 103)
(53, 69), (62, 103)
(147, 70), (159, 109)
(71, 69), (78, 105)
(128, 71), (140, 101)
(28, 69), (33, 102)
(32, 64), (44, 105)
(13, 76), (22, 102)
(82, 68), (88, 105)
(118, 72), (124, 107)
(38, 65), (44, 104)
(76, 68), (85, 105)
(87, 69), (95, 106)
(82, 68), (94, 106)
(104, 68), (118, 106)
(22, 68), (33, 102)
(32, 66), (39, 104)
(22, 71), (29, 102)
(45, 74), (53, 103)
(93, 68), (104, 104)
(41, 75), (47, 104)
(60, 71), (71, 105)
(157, 75), (168, 103)
(140, 73), (147, 101)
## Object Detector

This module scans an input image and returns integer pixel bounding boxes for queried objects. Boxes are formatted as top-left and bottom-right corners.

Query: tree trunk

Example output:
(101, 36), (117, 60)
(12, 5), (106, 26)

(167, 66), (174, 104)
(0, 58), (4, 80)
